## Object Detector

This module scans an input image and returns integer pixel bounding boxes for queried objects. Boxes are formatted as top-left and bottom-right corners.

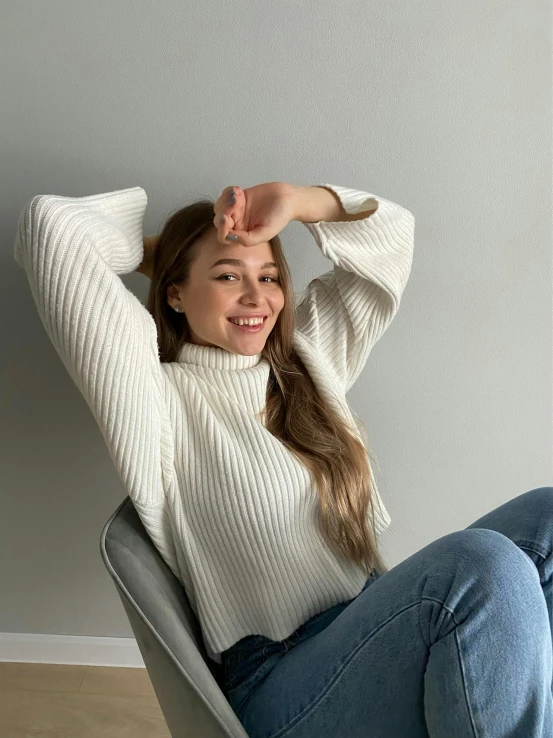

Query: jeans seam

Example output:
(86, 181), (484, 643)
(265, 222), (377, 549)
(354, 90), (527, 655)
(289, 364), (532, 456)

(226, 643), (282, 693)
(453, 623), (480, 737)
(269, 602), (424, 738)
(516, 542), (549, 576)
(234, 681), (264, 720)
(225, 660), (254, 692)
(418, 596), (459, 648)
(265, 599), (468, 738)
(420, 597), (479, 736)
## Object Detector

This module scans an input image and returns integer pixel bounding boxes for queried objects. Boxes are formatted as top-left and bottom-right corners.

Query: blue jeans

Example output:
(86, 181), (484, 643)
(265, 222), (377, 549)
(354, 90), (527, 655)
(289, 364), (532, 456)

(221, 487), (553, 737)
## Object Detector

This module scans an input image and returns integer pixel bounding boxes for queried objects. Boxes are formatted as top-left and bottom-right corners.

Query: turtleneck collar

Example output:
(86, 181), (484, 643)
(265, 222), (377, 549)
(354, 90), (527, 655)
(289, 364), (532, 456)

(176, 341), (263, 370)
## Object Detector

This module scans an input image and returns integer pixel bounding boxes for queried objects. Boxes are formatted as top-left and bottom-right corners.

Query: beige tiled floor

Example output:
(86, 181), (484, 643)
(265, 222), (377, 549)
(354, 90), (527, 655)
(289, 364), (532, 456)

(0, 662), (170, 737)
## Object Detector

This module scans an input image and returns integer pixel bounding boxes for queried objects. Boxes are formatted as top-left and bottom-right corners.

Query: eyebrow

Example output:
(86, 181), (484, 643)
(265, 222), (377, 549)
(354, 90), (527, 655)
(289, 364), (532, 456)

(209, 258), (278, 270)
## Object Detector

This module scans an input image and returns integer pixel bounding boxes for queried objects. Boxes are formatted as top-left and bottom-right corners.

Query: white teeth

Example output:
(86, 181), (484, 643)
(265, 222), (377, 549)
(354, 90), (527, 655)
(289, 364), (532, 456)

(229, 317), (264, 326)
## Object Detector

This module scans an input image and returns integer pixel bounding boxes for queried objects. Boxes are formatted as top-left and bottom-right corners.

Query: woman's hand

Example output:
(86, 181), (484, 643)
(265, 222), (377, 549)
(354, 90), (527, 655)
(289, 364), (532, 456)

(212, 181), (296, 247)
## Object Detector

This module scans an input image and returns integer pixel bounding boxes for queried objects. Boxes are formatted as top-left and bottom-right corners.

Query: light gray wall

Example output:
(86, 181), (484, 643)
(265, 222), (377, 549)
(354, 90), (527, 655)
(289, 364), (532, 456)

(2, 1), (551, 642)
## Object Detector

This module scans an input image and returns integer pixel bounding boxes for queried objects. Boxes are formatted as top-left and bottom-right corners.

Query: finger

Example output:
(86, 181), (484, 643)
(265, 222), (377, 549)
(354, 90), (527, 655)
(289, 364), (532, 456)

(214, 188), (243, 242)
(233, 222), (278, 248)
(214, 197), (236, 237)
(214, 186), (240, 215)
(213, 212), (235, 242)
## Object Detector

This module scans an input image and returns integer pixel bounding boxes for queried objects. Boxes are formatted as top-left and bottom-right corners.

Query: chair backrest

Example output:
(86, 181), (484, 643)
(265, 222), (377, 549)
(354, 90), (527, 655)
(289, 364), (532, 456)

(100, 496), (250, 738)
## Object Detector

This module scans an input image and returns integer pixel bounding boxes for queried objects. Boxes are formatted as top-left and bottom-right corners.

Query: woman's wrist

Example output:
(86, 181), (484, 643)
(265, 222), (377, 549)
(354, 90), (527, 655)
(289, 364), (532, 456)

(290, 185), (346, 223)
(290, 185), (376, 223)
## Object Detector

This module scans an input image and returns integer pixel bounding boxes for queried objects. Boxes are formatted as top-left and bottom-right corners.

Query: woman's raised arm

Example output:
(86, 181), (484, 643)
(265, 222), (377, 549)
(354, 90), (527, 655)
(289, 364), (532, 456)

(13, 188), (174, 507)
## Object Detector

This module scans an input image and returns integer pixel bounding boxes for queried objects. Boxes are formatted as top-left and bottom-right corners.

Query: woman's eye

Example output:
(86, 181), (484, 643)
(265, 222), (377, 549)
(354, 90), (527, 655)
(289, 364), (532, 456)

(217, 274), (279, 283)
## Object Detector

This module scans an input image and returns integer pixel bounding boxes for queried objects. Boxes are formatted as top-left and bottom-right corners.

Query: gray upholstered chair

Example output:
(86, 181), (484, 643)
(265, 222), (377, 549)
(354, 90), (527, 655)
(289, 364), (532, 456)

(100, 496), (250, 738)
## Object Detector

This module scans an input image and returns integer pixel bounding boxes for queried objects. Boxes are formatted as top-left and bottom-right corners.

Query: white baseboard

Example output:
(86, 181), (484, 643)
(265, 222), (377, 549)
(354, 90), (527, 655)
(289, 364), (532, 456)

(0, 633), (145, 668)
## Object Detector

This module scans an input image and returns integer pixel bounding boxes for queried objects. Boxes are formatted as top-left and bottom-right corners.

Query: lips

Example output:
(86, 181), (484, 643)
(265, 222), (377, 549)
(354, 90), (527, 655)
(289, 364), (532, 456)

(227, 316), (268, 323)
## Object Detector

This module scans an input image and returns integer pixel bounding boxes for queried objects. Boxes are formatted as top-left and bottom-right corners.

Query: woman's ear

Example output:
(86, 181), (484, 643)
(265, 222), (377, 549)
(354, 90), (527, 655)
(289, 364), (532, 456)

(166, 282), (180, 305)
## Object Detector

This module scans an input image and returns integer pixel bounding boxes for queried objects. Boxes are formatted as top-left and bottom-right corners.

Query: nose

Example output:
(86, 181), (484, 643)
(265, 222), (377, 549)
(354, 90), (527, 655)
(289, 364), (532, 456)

(241, 285), (266, 303)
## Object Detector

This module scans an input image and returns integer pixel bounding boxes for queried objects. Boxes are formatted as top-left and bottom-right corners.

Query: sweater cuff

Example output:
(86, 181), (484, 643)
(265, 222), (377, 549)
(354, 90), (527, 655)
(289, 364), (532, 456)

(314, 184), (379, 217)
(73, 186), (148, 275)
(15, 186), (148, 277)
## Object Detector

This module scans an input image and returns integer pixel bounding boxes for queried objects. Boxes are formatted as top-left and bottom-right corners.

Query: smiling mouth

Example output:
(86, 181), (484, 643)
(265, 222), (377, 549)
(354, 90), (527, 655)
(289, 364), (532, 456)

(227, 317), (268, 331)
(227, 317), (268, 324)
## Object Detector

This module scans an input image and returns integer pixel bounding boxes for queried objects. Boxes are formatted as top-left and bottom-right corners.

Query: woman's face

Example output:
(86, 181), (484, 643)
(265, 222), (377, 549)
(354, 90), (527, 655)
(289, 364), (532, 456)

(167, 229), (285, 355)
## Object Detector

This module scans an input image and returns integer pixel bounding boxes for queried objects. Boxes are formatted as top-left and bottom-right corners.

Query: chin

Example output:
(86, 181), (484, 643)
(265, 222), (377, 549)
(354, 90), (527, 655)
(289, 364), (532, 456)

(233, 343), (264, 355)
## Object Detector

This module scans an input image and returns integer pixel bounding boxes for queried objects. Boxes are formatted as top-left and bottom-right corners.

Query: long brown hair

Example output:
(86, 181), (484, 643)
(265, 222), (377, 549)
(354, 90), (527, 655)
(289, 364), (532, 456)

(146, 197), (389, 577)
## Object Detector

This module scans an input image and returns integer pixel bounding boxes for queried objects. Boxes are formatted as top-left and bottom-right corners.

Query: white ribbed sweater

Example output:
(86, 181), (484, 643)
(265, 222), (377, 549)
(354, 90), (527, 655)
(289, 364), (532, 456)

(14, 184), (415, 664)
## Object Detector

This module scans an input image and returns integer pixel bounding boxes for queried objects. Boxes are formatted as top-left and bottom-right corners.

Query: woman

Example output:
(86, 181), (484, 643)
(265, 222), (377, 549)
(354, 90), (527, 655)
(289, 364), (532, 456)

(14, 181), (553, 736)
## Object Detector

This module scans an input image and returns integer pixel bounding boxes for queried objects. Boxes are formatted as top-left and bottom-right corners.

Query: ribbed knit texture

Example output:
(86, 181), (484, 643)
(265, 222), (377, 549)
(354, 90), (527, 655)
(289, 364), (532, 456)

(14, 184), (415, 664)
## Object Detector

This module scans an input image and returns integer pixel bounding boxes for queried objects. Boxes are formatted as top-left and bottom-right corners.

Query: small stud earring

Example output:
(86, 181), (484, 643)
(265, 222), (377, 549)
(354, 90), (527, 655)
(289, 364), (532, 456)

(173, 306), (181, 313)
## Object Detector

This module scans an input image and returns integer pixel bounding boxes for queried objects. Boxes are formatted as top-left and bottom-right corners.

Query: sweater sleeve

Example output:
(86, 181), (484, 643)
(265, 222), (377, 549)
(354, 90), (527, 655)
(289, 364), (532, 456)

(13, 186), (174, 506)
(295, 184), (415, 394)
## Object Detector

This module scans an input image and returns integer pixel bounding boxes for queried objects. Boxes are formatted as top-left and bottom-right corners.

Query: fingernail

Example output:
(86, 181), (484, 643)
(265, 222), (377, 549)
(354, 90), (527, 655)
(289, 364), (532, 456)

(229, 193), (236, 204)
(220, 215), (225, 224)
(226, 234), (238, 241)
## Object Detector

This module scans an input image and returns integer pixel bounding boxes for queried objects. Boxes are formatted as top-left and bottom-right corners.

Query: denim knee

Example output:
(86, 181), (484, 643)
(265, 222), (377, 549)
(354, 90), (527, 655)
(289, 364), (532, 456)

(434, 528), (540, 591)
(416, 528), (545, 647)
(516, 486), (553, 522)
